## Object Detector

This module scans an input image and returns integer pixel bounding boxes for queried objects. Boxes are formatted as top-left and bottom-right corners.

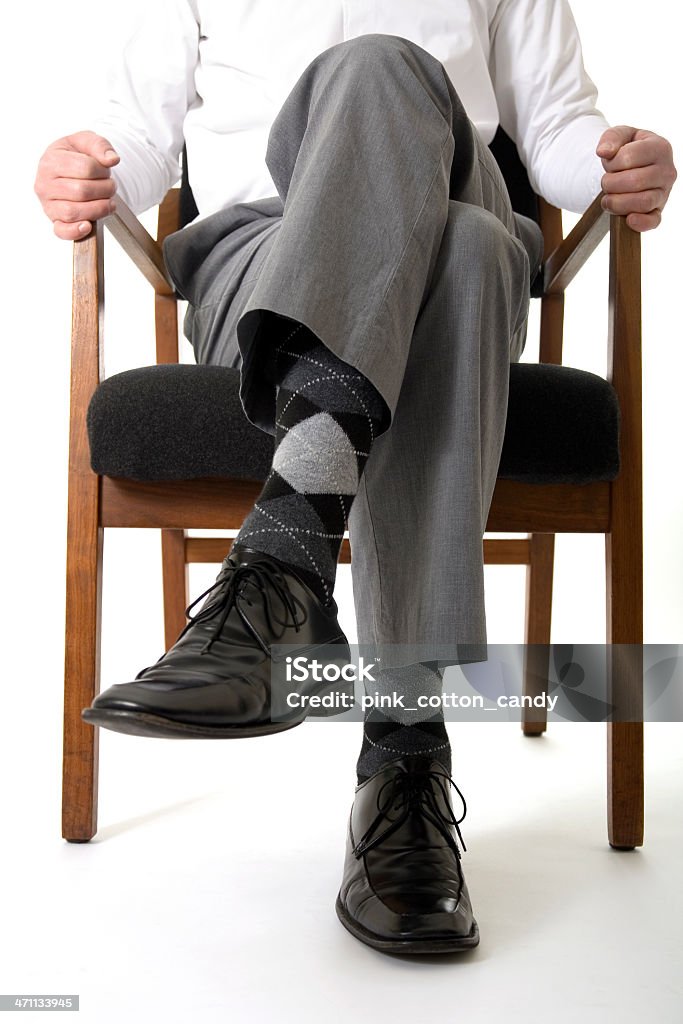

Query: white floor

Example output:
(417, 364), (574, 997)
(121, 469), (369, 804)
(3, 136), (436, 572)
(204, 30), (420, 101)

(2, 550), (682, 1022)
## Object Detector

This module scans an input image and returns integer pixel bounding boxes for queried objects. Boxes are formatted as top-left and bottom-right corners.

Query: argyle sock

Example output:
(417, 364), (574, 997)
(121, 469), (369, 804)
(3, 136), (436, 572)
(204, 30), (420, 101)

(232, 316), (388, 605)
(356, 662), (452, 783)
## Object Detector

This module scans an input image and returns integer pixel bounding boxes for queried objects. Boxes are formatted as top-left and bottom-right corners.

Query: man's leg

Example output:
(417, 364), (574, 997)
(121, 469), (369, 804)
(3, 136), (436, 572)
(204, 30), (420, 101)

(350, 195), (529, 794)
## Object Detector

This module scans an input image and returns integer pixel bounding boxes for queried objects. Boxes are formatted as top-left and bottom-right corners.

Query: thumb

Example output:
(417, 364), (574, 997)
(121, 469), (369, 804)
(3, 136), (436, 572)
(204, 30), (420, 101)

(596, 125), (637, 160)
(65, 130), (120, 167)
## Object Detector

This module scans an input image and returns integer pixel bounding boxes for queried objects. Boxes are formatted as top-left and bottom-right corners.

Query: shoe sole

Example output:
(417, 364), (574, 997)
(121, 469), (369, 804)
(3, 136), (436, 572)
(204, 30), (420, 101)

(335, 895), (480, 955)
(80, 707), (311, 739)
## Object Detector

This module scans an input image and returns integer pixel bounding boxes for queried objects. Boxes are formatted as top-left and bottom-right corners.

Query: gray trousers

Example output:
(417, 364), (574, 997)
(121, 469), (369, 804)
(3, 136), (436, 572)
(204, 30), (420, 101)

(163, 33), (543, 669)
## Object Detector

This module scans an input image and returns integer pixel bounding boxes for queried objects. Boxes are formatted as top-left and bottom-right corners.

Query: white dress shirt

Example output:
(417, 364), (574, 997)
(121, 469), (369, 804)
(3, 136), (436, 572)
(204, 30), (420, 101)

(91, 0), (610, 219)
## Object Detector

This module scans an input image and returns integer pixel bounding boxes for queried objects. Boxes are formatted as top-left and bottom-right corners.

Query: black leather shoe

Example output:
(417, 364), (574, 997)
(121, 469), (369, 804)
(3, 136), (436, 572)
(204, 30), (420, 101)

(81, 544), (351, 739)
(336, 755), (479, 954)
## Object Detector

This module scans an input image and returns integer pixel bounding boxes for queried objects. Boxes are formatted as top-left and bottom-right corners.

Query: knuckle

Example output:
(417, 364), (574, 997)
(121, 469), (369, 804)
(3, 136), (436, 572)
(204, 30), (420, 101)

(631, 170), (646, 192)
(72, 179), (89, 202)
(57, 201), (77, 223)
(658, 140), (673, 163)
(83, 157), (98, 178)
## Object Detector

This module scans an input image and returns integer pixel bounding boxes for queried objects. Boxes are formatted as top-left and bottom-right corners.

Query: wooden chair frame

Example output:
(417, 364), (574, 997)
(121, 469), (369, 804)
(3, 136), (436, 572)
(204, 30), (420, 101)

(62, 189), (643, 849)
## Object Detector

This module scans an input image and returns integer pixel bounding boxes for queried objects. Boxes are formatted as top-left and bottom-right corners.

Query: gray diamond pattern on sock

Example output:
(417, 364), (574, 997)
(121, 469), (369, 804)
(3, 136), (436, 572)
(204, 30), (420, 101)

(273, 412), (360, 494)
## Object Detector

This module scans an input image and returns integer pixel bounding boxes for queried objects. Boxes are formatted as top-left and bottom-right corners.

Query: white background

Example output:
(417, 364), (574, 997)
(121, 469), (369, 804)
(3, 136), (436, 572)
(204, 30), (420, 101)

(0, 2), (681, 1022)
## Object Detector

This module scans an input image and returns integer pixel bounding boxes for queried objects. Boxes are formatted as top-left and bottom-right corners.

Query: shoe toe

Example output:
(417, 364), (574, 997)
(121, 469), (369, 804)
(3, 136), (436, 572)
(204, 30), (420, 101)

(88, 677), (268, 726)
(343, 875), (475, 945)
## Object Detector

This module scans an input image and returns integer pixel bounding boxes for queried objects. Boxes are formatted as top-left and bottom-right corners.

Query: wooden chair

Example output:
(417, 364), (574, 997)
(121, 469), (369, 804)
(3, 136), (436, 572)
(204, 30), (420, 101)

(62, 137), (642, 850)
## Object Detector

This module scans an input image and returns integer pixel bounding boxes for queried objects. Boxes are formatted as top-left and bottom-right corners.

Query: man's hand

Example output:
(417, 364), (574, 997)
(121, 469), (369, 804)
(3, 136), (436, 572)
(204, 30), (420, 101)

(34, 131), (120, 240)
(597, 126), (677, 232)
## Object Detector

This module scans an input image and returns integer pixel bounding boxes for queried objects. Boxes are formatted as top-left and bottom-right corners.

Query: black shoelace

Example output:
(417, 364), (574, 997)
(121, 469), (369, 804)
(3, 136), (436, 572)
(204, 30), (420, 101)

(352, 768), (468, 902)
(178, 556), (308, 656)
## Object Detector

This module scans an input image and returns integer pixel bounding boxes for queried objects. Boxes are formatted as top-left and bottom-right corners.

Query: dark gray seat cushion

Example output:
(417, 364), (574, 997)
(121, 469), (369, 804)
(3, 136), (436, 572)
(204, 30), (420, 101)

(87, 363), (620, 485)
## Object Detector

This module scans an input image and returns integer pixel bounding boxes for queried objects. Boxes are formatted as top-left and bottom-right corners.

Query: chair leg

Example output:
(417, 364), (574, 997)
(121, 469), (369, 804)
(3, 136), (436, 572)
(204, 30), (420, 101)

(607, 721), (644, 850)
(605, 538), (644, 849)
(62, 492), (103, 843)
(605, 214), (643, 849)
(522, 533), (555, 736)
(63, 226), (104, 843)
(161, 529), (189, 651)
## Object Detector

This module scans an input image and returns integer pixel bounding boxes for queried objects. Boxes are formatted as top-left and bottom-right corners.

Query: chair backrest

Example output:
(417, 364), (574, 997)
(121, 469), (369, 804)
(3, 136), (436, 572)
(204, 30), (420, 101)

(178, 128), (540, 231)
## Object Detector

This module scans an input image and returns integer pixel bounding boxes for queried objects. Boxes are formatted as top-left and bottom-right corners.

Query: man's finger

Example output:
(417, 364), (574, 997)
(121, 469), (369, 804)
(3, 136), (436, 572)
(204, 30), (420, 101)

(61, 130), (120, 168)
(46, 197), (116, 225)
(601, 189), (667, 216)
(600, 138), (667, 174)
(53, 219), (94, 241)
(45, 175), (117, 204)
(601, 164), (668, 195)
(42, 149), (114, 182)
(596, 125), (638, 160)
(625, 210), (662, 233)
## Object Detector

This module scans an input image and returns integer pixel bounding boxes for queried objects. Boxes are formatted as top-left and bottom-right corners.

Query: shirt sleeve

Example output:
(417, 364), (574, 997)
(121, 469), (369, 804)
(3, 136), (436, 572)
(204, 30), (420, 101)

(489, 0), (610, 213)
(89, 0), (200, 214)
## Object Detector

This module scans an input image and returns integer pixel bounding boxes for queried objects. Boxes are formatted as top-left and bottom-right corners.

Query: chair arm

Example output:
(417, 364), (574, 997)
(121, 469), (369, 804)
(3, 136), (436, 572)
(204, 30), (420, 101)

(105, 190), (608, 300)
(543, 193), (610, 295)
(103, 198), (175, 295)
